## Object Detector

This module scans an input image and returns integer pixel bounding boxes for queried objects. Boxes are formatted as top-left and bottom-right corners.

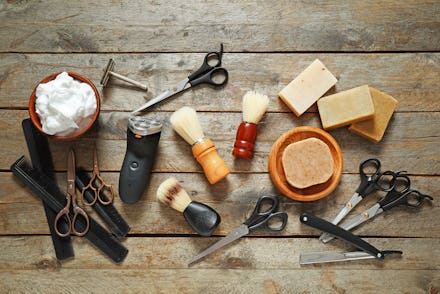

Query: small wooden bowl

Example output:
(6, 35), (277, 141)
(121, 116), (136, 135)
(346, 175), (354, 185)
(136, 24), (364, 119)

(268, 126), (343, 201)
(28, 72), (101, 141)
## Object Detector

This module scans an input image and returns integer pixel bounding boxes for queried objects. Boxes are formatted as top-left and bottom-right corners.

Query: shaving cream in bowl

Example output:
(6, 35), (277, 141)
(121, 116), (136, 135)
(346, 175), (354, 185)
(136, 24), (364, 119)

(29, 72), (100, 140)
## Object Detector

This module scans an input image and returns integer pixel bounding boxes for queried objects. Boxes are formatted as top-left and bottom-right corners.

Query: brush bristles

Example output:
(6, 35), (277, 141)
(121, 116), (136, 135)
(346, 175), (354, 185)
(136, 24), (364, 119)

(242, 91), (269, 124)
(157, 177), (192, 213)
(170, 106), (205, 145)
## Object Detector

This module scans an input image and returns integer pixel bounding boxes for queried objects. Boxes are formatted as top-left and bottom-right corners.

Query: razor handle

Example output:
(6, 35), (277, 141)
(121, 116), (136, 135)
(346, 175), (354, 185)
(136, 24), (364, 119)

(119, 128), (161, 204)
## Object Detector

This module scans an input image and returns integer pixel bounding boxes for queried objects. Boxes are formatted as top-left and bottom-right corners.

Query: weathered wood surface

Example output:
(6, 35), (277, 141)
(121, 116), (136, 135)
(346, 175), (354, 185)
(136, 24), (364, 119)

(1, 1), (439, 52)
(1, 269), (438, 294)
(1, 110), (439, 174)
(1, 53), (439, 112)
(1, 0), (439, 293)
(2, 172), (439, 236)
(0, 236), (438, 270)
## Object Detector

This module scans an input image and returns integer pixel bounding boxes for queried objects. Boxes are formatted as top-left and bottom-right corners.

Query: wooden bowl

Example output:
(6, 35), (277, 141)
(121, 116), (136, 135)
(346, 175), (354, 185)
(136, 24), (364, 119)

(28, 72), (100, 141)
(268, 126), (343, 201)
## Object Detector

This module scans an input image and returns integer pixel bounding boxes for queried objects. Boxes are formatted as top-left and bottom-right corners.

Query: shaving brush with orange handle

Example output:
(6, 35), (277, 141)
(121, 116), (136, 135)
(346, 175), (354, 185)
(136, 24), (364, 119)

(233, 91), (269, 159)
(170, 106), (230, 184)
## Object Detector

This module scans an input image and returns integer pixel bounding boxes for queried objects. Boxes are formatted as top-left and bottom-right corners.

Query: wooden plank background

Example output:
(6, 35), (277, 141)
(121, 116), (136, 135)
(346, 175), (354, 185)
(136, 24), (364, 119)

(0, 1), (439, 293)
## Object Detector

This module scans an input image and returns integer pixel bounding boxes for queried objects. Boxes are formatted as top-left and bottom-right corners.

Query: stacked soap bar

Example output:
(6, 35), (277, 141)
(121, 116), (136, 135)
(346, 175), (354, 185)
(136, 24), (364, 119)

(317, 85), (375, 130)
(317, 85), (397, 142)
(348, 87), (398, 142)
(278, 59), (337, 116)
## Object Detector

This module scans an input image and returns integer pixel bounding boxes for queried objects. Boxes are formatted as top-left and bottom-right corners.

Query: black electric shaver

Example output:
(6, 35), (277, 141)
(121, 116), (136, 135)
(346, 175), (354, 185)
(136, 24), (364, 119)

(119, 116), (162, 204)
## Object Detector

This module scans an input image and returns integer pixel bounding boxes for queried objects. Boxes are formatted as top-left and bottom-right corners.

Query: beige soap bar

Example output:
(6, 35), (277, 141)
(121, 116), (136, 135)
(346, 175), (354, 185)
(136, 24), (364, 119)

(279, 59), (337, 116)
(317, 85), (375, 130)
(349, 87), (397, 142)
(281, 137), (334, 189)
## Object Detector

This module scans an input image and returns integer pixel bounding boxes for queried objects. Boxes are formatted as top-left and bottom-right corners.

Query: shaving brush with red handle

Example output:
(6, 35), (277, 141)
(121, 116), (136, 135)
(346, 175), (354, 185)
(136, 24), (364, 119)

(233, 91), (269, 159)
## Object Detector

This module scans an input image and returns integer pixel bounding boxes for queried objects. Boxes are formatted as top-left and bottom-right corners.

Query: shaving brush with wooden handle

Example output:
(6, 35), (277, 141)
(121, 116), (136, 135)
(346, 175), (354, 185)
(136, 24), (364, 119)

(232, 91), (269, 159)
(170, 106), (230, 184)
(156, 177), (221, 236)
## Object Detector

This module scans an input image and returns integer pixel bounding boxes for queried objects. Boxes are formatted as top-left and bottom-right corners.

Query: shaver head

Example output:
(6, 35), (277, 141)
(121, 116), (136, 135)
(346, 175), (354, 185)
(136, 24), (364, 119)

(128, 116), (162, 136)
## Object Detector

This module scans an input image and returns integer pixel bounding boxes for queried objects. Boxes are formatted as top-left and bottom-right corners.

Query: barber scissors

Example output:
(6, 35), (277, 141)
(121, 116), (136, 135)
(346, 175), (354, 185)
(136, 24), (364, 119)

(321, 174), (433, 243)
(81, 144), (114, 206)
(188, 195), (288, 265)
(131, 44), (228, 113)
(54, 149), (90, 237)
(319, 158), (396, 241)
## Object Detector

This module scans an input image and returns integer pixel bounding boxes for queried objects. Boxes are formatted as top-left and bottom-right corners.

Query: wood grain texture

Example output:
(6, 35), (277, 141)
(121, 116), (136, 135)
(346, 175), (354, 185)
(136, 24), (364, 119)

(0, 236), (438, 270)
(1, 172), (438, 236)
(0, 268), (438, 293)
(0, 1), (439, 292)
(1, 1), (439, 52)
(1, 53), (439, 112)
(1, 110), (439, 174)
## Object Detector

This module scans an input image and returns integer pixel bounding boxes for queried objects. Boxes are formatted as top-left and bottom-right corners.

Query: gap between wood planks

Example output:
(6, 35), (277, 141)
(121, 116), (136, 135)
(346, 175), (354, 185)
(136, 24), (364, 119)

(1, 107), (440, 114)
(0, 232), (433, 239)
(2, 50), (440, 54)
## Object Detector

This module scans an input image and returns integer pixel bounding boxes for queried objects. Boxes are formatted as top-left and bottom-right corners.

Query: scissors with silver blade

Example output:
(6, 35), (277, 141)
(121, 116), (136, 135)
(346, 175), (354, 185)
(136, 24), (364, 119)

(188, 195), (288, 265)
(54, 149), (90, 237)
(319, 158), (396, 242)
(131, 45), (228, 114)
(321, 175), (433, 243)
(300, 213), (402, 264)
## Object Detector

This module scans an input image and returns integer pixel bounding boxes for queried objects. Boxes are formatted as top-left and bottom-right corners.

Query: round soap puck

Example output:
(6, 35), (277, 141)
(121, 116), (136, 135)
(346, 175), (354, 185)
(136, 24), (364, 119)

(268, 126), (343, 202)
(281, 137), (334, 189)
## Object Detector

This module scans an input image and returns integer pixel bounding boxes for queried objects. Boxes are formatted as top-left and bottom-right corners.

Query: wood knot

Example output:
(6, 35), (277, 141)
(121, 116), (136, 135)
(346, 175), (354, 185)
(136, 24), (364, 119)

(226, 257), (245, 268)
(34, 258), (60, 271)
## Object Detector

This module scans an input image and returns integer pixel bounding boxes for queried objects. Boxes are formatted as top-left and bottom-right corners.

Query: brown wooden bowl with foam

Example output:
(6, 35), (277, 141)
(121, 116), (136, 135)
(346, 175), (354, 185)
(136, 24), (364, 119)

(28, 72), (101, 141)
(268, 126), (343, 201)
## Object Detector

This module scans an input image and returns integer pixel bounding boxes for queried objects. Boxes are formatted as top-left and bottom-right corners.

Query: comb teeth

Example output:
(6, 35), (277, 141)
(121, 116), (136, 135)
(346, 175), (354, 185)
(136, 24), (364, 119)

(157, 178), (192, 213)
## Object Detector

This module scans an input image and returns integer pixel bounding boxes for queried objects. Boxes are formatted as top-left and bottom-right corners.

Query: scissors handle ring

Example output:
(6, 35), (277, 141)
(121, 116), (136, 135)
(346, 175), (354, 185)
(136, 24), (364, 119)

(204, 51), (222, 68)
(359, 158), (381, 178)
(54, 193), (72, 237)
(71, 206), (90, 237)
(189, 67), (228, 87)
(244, 195), (279, 225)
(248, 211), (289, 233)
(244, 195), (288, 233)
(356, 158), (382, 195)
(81, 172), (114, 206)
(188, 47), (223, 81)
(54, 206), (71, 238)
(374, 170), (397, 192)
(81, 176), (99, 206)
(97, 182), (115, 205)
(208, 67), (228, 86)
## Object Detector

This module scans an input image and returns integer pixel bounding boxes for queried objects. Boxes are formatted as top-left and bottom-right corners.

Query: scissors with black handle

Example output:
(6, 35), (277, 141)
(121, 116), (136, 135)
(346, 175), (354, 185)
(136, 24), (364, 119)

(131, 44), (228, 114)
(54, 149), (90, 237)
(319, 158), (396, 242)
(321, 173), (416, 243)
(188, 195), (288, 265)
(322, 183), (433, 243)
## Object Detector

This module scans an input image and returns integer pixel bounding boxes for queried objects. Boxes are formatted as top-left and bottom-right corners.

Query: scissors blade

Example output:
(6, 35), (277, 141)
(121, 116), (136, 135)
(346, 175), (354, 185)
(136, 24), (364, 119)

(66, 149), (76, 195)
(131, 78), (190, 113)
(319, 192), (363, 241)
(188, 224), (249, 265)
(300, 251), (375, 265)
(321, 204), (384, 243)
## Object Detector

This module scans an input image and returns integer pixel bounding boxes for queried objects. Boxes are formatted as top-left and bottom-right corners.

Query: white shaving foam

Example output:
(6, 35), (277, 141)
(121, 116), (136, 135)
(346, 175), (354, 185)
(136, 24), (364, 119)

(35, 72), (97, 136)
